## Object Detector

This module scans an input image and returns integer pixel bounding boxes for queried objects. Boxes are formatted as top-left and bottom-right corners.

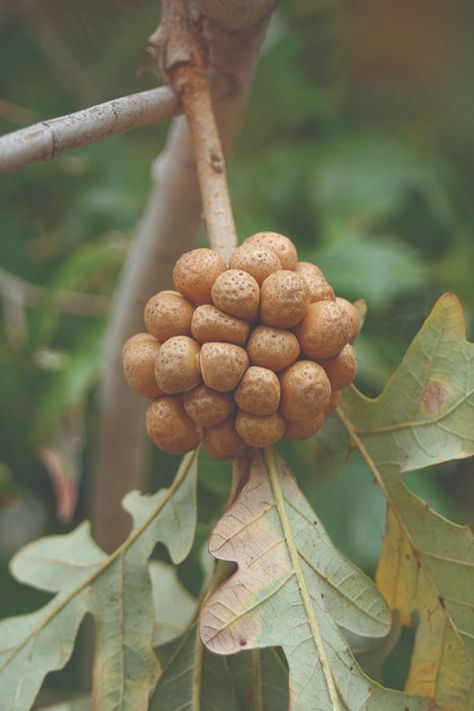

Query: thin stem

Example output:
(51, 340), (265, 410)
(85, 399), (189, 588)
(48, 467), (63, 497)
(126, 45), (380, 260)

(0, 86), (179, 175)
(155, 0), (238, 260)
(230, 455), (252, 503)
(153, 558), (233, 698)
(181, 68), (238, 260)
(252, 649), (264, 711)
(192, 622), (204, 711)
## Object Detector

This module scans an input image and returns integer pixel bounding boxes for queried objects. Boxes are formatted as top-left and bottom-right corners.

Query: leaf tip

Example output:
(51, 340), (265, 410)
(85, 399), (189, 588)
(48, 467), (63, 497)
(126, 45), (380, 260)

(431, 292), (466, 335)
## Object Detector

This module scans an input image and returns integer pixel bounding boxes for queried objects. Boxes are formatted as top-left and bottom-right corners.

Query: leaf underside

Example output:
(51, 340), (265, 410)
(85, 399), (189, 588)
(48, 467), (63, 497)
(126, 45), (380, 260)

(339, 293), (474, 709)
(150, 560), (197, 647)
(38, 700), (91, 711)
(200, 449), (431, 711)
(0, 452), (198, 711)
(151, 623), (240, 711)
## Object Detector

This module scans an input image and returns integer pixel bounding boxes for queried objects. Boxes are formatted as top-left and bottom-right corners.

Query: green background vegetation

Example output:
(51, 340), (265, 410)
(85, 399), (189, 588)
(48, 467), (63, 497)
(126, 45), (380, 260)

(1, 0), (473, 703)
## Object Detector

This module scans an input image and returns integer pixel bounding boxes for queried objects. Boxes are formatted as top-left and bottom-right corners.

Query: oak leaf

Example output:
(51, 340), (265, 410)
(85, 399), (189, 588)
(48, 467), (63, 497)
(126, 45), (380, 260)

(339, 294), (474, 708)
(231, 648), (289, 710)
(0, 452), (198, 711)
(151, 624), (240, 710)
(200, 449), (432, 710)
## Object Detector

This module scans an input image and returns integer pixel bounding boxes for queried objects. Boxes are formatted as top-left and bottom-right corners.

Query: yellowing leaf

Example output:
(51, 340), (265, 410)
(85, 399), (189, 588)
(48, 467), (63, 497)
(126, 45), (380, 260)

(345, 615), (401, 683)
(338, 294), (474, 708)
(0, 452), (198, 711)
(377, 482), (474, 709)
(200, 449), (432, 711)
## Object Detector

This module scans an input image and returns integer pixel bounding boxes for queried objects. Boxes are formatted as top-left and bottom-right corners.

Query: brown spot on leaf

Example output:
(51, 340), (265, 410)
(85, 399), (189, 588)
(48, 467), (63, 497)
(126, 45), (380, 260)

(420, 378), (448, 414)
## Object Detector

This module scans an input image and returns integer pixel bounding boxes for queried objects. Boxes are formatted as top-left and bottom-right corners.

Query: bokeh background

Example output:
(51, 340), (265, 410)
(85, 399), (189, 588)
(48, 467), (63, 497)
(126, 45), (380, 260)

(1, 0), (473, 704)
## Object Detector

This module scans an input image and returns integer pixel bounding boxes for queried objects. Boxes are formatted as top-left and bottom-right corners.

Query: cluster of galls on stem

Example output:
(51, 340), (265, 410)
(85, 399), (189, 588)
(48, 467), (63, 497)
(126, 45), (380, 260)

(122, 232), (360, 459)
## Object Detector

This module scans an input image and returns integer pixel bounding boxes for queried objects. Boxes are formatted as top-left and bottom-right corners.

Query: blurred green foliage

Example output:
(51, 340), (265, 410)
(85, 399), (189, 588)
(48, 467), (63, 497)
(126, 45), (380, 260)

(1, 0), (473, 702)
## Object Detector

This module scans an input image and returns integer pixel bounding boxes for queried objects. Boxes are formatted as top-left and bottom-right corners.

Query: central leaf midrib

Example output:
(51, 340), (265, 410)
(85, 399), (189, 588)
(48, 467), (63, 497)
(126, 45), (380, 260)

(263, 448), (341, 711)
(284, 497), (386, 627)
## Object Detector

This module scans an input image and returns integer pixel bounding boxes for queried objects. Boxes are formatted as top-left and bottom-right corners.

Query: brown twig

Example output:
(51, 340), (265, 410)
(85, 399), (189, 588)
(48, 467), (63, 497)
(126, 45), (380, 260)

(0, 87), (179, 175)
(150, 0), (238, 260)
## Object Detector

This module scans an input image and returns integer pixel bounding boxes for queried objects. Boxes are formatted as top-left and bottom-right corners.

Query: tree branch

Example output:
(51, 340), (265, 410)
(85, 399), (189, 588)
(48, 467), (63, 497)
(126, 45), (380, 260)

(18, 0), (101, 107)
(0, 266), (108, 317)
(151, 0), (237, 259)
(92, 0), (274, 551)
(0, 87), (179, 175)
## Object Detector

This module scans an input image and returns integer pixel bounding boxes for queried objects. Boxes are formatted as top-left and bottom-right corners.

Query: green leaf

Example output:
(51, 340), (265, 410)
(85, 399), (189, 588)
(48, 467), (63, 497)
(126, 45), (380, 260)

(314, 233), (426, 312)
(200, 449), (431, 710)
(345, 615), (401, 683)
(150, 561), (197, 647)
(341, 293), (474, 472)
(48, 236), (125, 297)
(33, 322), (104, 444)
(38, 699), (91, 711)
(231, 649), (289, 711)
(151, 624), (240, 710)
(0, 452), (198, 711)
(338, 293), (474, 706)
(309, 133), (433, 224)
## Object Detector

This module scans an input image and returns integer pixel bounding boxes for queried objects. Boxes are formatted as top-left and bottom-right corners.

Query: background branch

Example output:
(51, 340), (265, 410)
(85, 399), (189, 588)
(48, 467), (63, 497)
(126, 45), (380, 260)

(92, 0), (275, 551)
(18, 0), (101, 107)
(0, 266), (108, 317)
(0, 87), (179, 175)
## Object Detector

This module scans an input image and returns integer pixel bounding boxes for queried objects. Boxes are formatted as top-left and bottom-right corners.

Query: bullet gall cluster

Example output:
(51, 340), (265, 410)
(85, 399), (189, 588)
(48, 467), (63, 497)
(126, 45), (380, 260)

(122, 232), (359, 459)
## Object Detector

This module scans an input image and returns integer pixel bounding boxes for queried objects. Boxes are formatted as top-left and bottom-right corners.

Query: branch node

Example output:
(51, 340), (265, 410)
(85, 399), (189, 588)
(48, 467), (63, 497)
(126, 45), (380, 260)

(150, 0), (237, 259)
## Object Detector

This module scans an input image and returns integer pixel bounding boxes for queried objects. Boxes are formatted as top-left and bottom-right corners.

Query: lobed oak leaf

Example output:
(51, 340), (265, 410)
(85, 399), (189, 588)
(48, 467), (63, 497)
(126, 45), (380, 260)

(376, 483), (474, 710)
(0, 452), (198, 711)
(341, 293), (474, 473)
(200, 449), (432, 710)
(338, 293), (474, 708)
